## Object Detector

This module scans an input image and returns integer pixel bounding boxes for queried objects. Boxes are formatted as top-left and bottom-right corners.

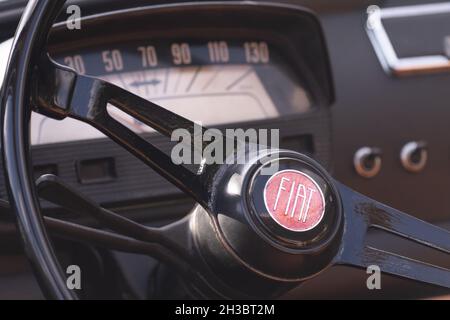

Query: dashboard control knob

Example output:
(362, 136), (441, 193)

(353, 147), (382, 178)
(400, 141), (427, 173)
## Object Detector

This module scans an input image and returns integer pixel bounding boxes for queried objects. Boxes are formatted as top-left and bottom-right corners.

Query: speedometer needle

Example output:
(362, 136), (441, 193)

(130, 78), (161, 87)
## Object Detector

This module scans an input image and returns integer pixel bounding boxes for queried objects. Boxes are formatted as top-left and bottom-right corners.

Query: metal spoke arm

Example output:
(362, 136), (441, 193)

(0, 183), (207, 288)
(0, 197), (191, 272)
(334, 182), (450, 289)
(36, 174), (193, 263)
(33, 56), (210, 206)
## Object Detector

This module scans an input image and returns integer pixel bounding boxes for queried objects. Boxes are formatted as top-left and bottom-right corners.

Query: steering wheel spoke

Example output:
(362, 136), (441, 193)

(335, 182), (450, 288)
(34, 57), (210, 205)
(36, 174), (197, 265)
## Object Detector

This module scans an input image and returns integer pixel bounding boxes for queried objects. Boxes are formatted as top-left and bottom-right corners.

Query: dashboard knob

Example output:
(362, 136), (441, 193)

(400, 141), (427, 173)
(353, 147), (382, 178)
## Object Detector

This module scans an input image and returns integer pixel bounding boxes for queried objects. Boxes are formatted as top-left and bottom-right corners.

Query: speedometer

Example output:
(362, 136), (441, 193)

(32, 40), (311, 144)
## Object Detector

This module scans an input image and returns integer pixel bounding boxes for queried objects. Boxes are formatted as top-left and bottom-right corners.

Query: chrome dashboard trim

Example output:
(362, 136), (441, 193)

(366, 2), (450, 76)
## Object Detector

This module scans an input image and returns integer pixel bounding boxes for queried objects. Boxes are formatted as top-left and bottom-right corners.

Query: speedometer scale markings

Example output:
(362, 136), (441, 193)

(32, 40), (311, 144)
(103, 65), (278, 131)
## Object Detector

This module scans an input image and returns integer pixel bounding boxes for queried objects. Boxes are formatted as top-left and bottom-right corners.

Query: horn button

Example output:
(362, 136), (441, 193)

(246, 154), (342, 253)
(193, 151), (343, 290)
(263, 169), (326, 232)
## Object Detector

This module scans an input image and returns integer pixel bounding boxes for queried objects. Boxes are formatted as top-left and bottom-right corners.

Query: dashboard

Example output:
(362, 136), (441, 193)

(0, 0), (449, 299)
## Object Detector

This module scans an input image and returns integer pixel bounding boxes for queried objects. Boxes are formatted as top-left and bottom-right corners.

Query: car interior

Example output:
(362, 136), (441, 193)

(0, 0), (449, 300)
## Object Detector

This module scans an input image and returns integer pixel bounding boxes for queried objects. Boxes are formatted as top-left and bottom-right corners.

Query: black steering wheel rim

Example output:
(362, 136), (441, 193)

(1, 0), (449, 300)
(0, 0), (72, 299)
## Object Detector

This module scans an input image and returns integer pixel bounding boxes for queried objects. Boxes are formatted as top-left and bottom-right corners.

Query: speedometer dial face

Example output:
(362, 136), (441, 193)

(104, 64), (279, 133)
(32, 40), (312, 145)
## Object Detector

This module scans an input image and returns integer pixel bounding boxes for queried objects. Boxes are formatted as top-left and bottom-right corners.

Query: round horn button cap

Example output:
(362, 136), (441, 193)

(245, 153), (342, 252)
(264, 170), (325, 232)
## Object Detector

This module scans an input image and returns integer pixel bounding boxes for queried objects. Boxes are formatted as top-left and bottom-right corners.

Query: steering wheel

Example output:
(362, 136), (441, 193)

(1, 0), (449, 299)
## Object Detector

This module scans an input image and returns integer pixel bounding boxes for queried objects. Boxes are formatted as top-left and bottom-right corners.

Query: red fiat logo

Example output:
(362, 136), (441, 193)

(263, 170), (325, 232)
